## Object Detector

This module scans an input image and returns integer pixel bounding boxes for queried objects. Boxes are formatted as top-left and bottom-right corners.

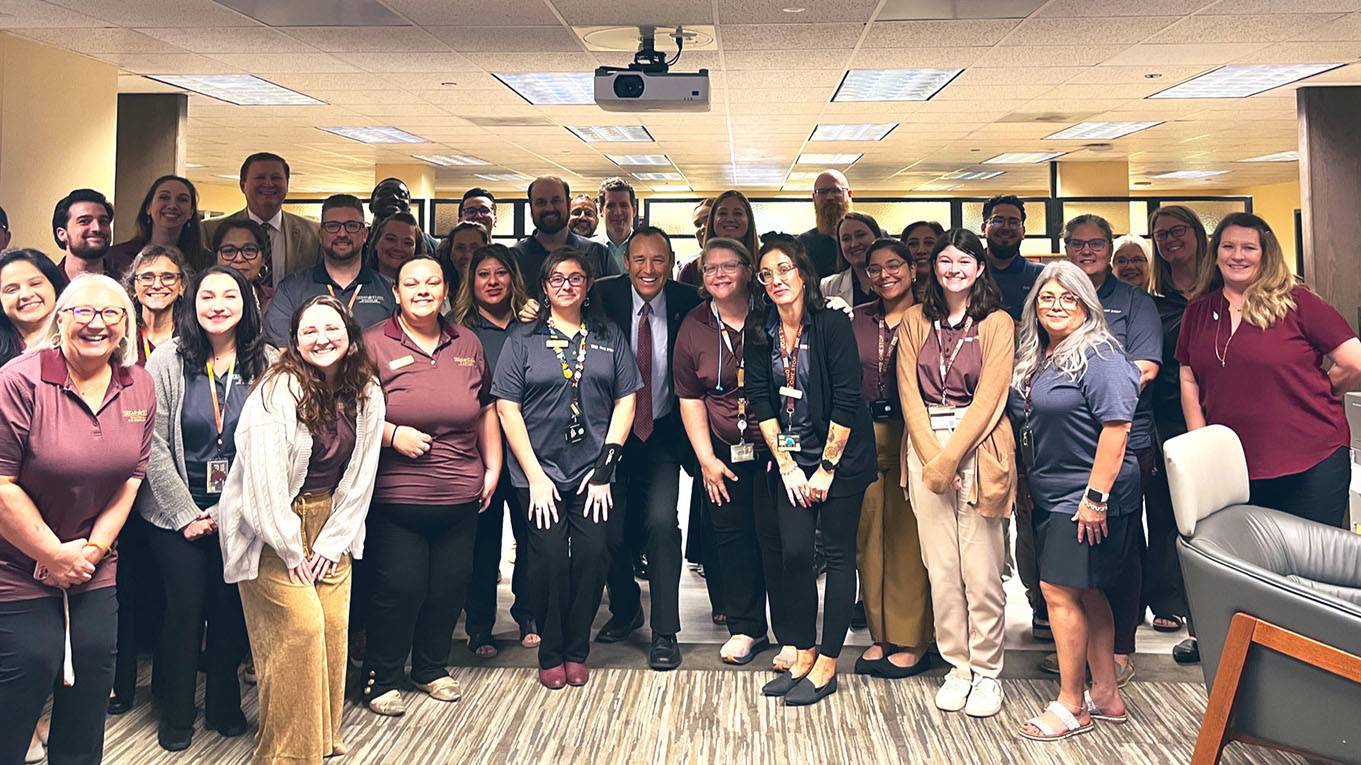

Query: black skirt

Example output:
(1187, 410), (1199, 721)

(1035, 509), (1138, 590)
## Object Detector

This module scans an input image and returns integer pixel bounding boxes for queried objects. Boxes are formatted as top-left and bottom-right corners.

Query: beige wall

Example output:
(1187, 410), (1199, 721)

(0, 33), (117, 254)
(195, 181), (245, 219)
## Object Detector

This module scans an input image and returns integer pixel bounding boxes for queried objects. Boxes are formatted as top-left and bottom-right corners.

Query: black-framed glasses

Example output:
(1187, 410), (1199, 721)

(62, 306), (126, 325)
(1036, 293), (1080, 310)
(866, 260), (908, 279)
(756, 263), (798, 285)
(1152, 224), (1191, 241)
(987, 216), (1023, 229)
(218, 244), (262, 262)
(547, 273), (587, 288)
(134, 271), (182, 286)
(1064, 238), (1109, 252)
(320, 220), (365, 234)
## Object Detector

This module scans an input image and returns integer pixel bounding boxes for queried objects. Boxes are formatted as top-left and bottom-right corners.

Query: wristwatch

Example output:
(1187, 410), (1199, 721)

(1084, 486), (1109, 504)
(819, 459), (838, 473)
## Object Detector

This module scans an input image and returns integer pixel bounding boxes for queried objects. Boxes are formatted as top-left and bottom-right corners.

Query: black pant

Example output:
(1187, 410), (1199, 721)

(1248, 446), (1350, 529)
(1101, 445), (1150, 656)
(145, 523), (248, 731)
(773, 475), (864, 658)
(687, 473), (728, 618)
(704, 454), (774, 639)
(0, 588), (118, 765)
(520, 484), (617, 668)
(1141, 439), (1187, 619)
(112, 512), (160, 705)
(362, 501), (479, 696)
(605, 432), (682, 636)
(464, 468), (533, 638)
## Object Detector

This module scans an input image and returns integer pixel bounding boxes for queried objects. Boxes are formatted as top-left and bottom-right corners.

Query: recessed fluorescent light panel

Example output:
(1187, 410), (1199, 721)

(809, 123), (898, 141)
(796, 153), (863, 165)
(1240, 151), (1299, 162)
(651, 184), (692, 192)
(412, 154), (489, 166)
(475, 173), (532, 182)
(493, 72), (595, 105)
(320, 126), (425, 144)
(1151, 170), (1229, 180)
(147, 74), (321, 106)
(833, 69), (961, 102)
(1150, 64), (1343, 99)
(1045, 121), (1163, 140)
(567, 125), (653, 143)
(632, 172), (684, 181)
(941, 170), (1005, 181)
(916, 182), (961, 192)
(726, 166), (787, 185)
(982, 151), (1066, 164)
(607, 154), (671, 166)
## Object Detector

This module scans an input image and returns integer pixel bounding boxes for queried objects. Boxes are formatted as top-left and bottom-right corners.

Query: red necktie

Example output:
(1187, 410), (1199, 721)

(633, 302), (653, 442)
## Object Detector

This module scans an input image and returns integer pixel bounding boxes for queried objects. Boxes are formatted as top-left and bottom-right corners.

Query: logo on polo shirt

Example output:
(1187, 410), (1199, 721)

(124, 409), (149, 423)
(589, 343), (616, 352)
(454, 356), (475, 366)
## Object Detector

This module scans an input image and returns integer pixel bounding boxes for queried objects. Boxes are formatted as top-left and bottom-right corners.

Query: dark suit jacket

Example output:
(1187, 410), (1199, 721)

(592, 275), (701, 466)
(201, 208), (321, 279)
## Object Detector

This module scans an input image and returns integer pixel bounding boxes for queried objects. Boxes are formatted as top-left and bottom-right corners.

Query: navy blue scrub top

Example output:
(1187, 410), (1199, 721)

(491, 317), (642, 488)
(766, 310), (821, 469)
(467, 311), (512, 383)
(180, 366), (248, 509)
(1007, 345), (1141, 517)
(1095, 274), (1163, 451)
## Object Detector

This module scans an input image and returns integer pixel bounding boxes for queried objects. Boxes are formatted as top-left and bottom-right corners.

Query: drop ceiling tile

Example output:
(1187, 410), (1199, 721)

(716, 0), (880, 24)
(0, 0), (107, 28)
(551, 0), (713, 25)
(461, 52), (597, 71)
(340, 52), (481, 73)
(1069, 65), (1210, 84)
(138, 26), (313, 54)
(952, 67), (1088, 86)
(1041, 81), (1169, 99)
(100, 52), (243, 74)
(723, 50), (851, 70)
(378, 0), (561, 25)
(1300, 61), (1361, 82)
(43, 0), (255, 28)
(427, 26), (583, 53)
(1001, 17), (1178, 46)
(282, 26), (450, 52)
(1231, 41), (1361, 64)
(708, 69), (845, 88)
(117, 74), (187, 93)
(728, 101), (826, 115)
(1297, 12), (1361, 41)
(9, 27), (185, 54)
(1151, 14), (1340, 44)
(719, 23), (863, 51)
(848, 47), (986, 68)
(726, 87), (835, 104)
(863, 19), (1020, 48)
(207, 52), (360, 73)
(420, 88), (532, 107)
(300, 89), (428, 106)
(1101, 42), (1268, 66)
(935, 83), (1053, 101)
(1036, 0), (1214, 17)
(973, 46), (1119, 67)
(1202, 0), (1361, 13)
(592, 51), (719, 70)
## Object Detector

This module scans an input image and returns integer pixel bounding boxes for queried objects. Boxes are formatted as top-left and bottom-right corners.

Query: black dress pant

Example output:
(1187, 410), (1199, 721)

(704, 452), (775, 639)
(362, 501), (480, 696)
(688, 473), (728, 618)
(773, 473), (864, 658)
(0, 588), (117, 765)
(1141, 438), (1187, 619)
(145, 523), (248, 731)
(1248, 446), (1350, 529)
(464, 468), (533, 638)
(604, 431), (682, 636)
(1101, 445), (1149, 656)
(112, 512), (160, 705)
(520, 484), (618, 668)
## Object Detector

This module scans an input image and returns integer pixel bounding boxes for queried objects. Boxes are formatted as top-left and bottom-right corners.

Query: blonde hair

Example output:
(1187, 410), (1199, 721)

(48, 274), (139, 368)
(1194, 212), (1297, 329)
(1012, 261), (1122, 390)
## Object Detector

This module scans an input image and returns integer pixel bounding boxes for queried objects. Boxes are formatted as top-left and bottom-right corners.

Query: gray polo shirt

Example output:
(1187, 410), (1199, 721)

(264, 261), (395, 346)
(511, 231), (619, 299)
(1095, 274), (1163, 451)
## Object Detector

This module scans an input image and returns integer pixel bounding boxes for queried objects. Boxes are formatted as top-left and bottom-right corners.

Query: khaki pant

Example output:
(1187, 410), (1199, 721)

(238, 491), (352, 764)
(906, 414), (1007, 680)
(857, 419), (933, 647)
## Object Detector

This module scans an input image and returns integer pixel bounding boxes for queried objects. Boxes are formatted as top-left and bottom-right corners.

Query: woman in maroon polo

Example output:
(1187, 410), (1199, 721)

(1177, 212), (1361, 528)
(0, 273), (155, 765)
(359, 255), (500, 716)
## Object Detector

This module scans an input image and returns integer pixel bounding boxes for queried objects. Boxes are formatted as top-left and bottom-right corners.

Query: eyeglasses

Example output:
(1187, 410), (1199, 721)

(700, 261), (743, 277)
(1064, 238), (1109, 253)
(1152, 224), (1191, 242)
(320, 220), (365, 234)
(987, 216), (1023, 229)
(756, 263), (798, 285)
(134, 271), (181, 286)
(62, 306), (126, 325)
(1036, 293), (1080, 311)
(866, 260), (908, 279)
(813, 186), (847, 197)
(547, 273), (587, 288)
(218, 245), (262, 262)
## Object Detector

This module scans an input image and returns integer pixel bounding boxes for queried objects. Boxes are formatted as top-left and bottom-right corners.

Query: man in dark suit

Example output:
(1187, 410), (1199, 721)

(202, 152), (321, 281)
(591, 225), (700, 670)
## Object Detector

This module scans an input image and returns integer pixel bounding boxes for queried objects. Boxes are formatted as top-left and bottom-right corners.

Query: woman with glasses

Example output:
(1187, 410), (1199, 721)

(217, 294), (384, 762)
(212, 219), (274, 313)
(136, 266), (273, 750)
(848, 238), (933, 682)
(1111, 235), (1152, 291)
(747, 238), (876, 707)
(0, 274), (154, 765)
(902, 221), (945, 299)
(821, 212), (883, 308)
(0, 249), (66, 367)
(106, 175), (204, 277)
(1009, 261), (1140, 742)
(492, 251), (640, 690)
(123, 244), (190, 366)
(898, 230), (1014, 717)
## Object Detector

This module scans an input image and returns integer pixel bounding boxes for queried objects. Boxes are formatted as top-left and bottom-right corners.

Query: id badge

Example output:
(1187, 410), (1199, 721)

(206, 458), (229, 494)
(776, 433), (801, 452)
(870, 399), (895, 421)
(778, 385), (803, 400)
(730, 443), (755, 463)
(928, 405), (959, 431)
(566, 417), (586, 444)
(1020, 427), (1036, 470)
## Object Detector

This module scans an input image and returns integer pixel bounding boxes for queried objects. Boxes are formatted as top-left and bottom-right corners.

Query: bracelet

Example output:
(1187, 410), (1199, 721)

(1080, 497), (1108, 514)
(85, 540), (110, 553)
(590, 443), (624, 485)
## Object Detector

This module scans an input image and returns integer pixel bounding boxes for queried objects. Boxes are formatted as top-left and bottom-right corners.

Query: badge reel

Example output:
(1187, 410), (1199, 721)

(566, 402), (586, 444)
(870, 399), (895, 420)
(1020, 427), (1036, 470)
(206, 458), (229, 494)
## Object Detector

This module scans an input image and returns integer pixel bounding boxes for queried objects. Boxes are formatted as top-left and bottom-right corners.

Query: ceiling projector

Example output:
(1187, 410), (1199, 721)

(593, 27), (710, 112)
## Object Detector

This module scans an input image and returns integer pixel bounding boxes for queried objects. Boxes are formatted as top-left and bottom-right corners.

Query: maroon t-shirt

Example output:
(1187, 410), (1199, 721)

(1175, 285), (1354, 479)
(850, 301), (902, 409)
(673, 302), (760, 448)
(0, 348), (155, 601)
(364, 317), (491, 505)
(916, 314), (983, 407)
(302, 409), (357, 494)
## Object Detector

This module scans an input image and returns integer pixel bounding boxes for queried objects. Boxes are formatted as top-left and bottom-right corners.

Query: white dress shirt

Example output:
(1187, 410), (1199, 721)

(631, 285), (671, 421)
(248, 208), (287, 282)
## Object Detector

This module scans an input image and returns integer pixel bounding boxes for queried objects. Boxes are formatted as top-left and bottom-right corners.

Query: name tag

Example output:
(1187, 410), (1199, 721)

(545, 338), (568, 349)
(928, 405), (961, 431)
(730, 443), (755, 463)
(206, 458), (229, 494)
(388, 355), (414, 370)
(779, 386), (803, 400)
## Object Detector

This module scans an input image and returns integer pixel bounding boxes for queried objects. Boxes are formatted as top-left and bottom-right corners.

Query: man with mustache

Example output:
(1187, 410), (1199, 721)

(264, 194), (395, 346)
(203, 152), (321, 282)
(569, 195), (600, 239)
(797, 170), (851, 279)
(51, 188), (115, 283)
(511, 176), (617, 299)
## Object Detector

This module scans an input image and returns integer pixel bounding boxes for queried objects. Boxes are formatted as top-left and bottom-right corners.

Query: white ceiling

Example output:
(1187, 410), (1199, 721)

(4, 0), (1359, 196)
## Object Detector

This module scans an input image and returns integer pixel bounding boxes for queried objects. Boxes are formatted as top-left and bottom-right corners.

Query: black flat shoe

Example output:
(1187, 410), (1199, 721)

(207, 711), (249, 738)
(596, 611), (644, 644)
(158, 722), (193, 752)
(853, 653), (884, 675)
(784, 675), (838, 706)
(649, 634), (682, 671)
(107, 697), (134, 716)
(761, 670), (807, 697)
(1173, 637), (1200, 664)
(874, 652), (931, 680)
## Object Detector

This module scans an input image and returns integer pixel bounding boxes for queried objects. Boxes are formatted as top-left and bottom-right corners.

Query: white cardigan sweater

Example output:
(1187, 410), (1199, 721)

(217, 371), (385, 584)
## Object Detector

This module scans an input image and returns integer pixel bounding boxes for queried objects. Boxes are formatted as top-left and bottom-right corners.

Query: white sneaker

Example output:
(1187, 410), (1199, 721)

(935, 674), (973, 712)
(964, 677), (1004, 718)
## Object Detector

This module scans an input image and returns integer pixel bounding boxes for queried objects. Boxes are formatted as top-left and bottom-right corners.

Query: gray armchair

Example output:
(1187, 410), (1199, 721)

(1163, 424), (1361, 765)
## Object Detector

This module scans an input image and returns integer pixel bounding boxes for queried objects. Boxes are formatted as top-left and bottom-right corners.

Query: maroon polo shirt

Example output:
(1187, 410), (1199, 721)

(364, 316), (491, 505)
(915, 314), (983, 407)
(673, 302), (761, 448)
(301, 411), (356, 494)
(1175, 285), (1355, 479)
(0, 348), (154, 601)
(850, 301), (904, 409)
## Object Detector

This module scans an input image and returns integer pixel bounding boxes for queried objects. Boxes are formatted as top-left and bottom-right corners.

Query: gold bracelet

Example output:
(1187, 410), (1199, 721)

(85, 541), (110, 554)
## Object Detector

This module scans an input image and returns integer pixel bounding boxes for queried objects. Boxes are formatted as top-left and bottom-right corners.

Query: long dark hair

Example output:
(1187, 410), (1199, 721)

(706, 190), (759, 260)
(209, 218), (271, 290)
(176, 266), (270, 382)
(535, 249), (604, 326)
(134, 175), (204, 265)
(257, 294), (379, 434)
(836, 211), (883, 271)
(919, 228), (1004, 323)
(0, 249), (65, 366)
(453, 243), (528, 327)
(756, 235), (822, 315)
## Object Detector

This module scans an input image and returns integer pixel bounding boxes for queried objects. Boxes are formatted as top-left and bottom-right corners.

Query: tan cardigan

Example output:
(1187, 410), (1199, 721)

(896, 306), (1017, 518)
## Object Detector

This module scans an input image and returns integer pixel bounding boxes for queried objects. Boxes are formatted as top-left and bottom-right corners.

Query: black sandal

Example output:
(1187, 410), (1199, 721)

(1151, 614), (1184, 633)
(468, 633), (498, 658)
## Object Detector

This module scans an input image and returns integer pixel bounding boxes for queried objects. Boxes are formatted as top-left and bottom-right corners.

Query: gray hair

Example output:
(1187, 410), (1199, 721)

(47, 273), (140, 368)
(1012, 260), (1122, 390)
(1111, 235), (1152, 267)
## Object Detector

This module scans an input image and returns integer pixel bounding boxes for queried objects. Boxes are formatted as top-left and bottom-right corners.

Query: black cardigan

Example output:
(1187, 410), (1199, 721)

(744, 306), (877, 494)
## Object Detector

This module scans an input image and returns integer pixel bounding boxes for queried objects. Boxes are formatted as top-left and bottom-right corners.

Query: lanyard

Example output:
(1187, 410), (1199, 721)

(933, 316), (973, 397)
(205, 357), (236, 449)
(1022, 358), (1053, 425)
(779, 323), (803, 427)
(876, 314), (900, 399)
(550, 320), (589, 403)
(713, 304), (748, 439)
(326, 283), (362, 312)
(140, 329), (153, 361)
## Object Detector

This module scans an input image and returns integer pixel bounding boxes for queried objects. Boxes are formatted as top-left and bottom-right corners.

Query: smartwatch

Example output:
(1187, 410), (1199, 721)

(819, 459), (838, 473)
(1085, 487), (1110, 505)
